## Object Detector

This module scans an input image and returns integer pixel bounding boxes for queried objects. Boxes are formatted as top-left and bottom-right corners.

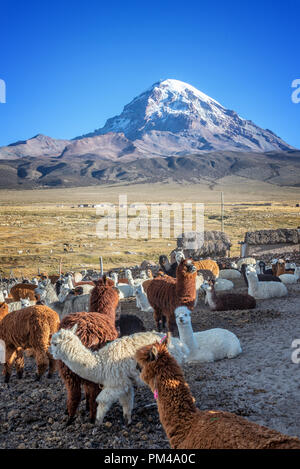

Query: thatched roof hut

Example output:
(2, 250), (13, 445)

(242, 228), (300, 257)
(177, 230), (231, 259)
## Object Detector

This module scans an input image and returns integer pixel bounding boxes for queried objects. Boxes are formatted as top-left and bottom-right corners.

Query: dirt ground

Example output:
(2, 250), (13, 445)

(0, 277), (299, 449)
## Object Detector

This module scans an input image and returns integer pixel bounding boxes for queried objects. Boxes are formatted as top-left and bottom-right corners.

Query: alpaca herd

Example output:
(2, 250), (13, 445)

(0, 252), (299, 449)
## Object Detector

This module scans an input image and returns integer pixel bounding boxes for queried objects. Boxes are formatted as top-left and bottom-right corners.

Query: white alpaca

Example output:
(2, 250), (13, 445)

(134, 284), (153, 312)
(279, 266), (300, 284)
(236, 257), (256, 270)
(126, 269), (148, 287)
(175, 306), (242, 363)
(110, 272), (135, 298)
(50, 327), (187, 425)
(218, 269), (242, 280)
(246, 269), (288, 299)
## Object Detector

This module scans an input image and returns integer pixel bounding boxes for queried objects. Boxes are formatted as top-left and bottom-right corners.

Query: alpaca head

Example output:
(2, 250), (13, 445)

(176, 259), (197, 279)
(159, 255), (171, 270)
(96, 275), (115, 288)
(110, 272), (119, 285)
(20, 298), (30, 308)
(135, 334), (171, 391)
(0, 302), (9, 321)
(140, 270), (147, 280)
(146, 268), (153, 278)
(175, 250), (185, 264)
(125, 269), (133, 280)
(50, 323), (78, 359)
(175, 306), (191, 327)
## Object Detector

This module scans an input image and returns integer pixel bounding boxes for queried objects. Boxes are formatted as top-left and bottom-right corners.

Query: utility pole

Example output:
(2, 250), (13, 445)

(99, 256), (103, 277)
(221, 192), (224, 232)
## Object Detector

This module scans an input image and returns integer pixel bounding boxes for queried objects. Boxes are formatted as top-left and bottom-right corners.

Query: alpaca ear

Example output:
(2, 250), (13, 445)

(149, 345), (159, 361)
(103, 274), (107, 285)
(160, 333), (170, 347)
(70, 323), (78, 335)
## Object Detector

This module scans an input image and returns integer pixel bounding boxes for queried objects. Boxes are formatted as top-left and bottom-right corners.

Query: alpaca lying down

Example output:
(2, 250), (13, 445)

(50, 327), (187, 425)
(175, 306), (242, 362)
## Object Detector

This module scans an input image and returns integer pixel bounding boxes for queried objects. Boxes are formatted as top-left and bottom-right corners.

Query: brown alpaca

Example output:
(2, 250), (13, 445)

(0, 305), (60, 382)
(58, 312), (119, 424)
(276, 259), (295, 276)
(135, 338), (300, 449)
(192, 259), (219, 278)
(9, 283), (37, 301)
(205, 279), (256, 311)
(58, 275), (120, 425)
(146, 259), (197, 334)
(0, 302), (9, 321)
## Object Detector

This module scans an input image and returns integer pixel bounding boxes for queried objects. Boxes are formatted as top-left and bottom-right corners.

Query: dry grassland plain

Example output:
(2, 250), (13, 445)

(0, 177), (300, 277)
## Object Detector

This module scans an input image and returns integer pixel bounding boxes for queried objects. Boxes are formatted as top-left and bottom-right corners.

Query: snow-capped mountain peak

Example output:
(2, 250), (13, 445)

(76, 78), (293, 153)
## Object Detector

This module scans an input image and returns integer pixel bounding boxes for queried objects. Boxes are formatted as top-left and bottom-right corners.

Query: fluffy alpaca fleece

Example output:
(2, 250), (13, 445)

(175, 306), (242, 362)
(58, 276), (119, 424)
(202, 280), (256, 311)
(9, 283), (37, 301)
(146, 259), (197, 334)
(0, 305), (60, 382)
(192, 259), (219, 278)
(218, 269), (241, 280)
(246, 269), (288, 300)
(58, 312), (119, 423)
(279, 266), (300, 284)
(50, 328), (186, 425)
(135, 338), (300, 449)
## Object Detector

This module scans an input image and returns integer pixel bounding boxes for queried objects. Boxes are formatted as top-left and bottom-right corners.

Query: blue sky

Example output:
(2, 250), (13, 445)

(0, 0), (299, 148)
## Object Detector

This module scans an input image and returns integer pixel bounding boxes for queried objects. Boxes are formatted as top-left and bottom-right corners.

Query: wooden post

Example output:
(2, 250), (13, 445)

(221, 192), (224, 232)
(99, 256), (103, 277)
(59, 259), (62, 277)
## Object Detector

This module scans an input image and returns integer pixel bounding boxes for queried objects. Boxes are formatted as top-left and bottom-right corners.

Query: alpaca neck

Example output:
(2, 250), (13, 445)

(176, 272), (196, 303)
(247, 274), (258, 293)
(178, 322), (197, 356)
(60, 335), (101, 382)
(205, 288), (217, 309)
(156, 367), (197, 448)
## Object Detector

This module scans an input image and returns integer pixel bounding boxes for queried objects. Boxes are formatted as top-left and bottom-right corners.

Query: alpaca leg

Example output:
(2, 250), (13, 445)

(167, 315), (177, 336)
(84, 382), (102, 423)
(34, 349), (49, 380)
(153, 308), (162, 331)
(118, 386), (134, 425)
(46, 351), (56, 378)
(4, 346), (17, 383)
(95, 387), (121, 425)
(58, 362), (82, 424)
(15, 348), (24, 379)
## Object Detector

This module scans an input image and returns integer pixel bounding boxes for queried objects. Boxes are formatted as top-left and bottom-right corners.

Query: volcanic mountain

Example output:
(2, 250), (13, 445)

(76, 78), (294, 154)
